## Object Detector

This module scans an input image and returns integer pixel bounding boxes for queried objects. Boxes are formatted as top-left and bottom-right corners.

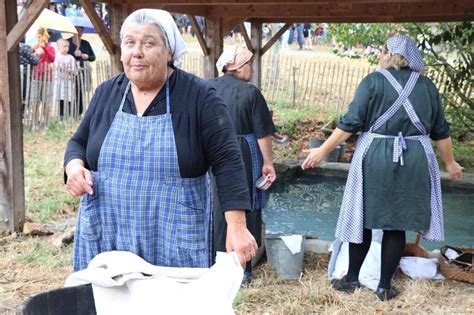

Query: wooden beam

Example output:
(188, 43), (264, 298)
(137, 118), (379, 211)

(7, 0), (49, 52)
(239, 22), (253, 53)
(189, 15), (209, 56)
(250, 21), (262, 89)
(249, 14), (472, 23)
(206, 2), (470, 20)
(221, 17), (246, 37)
(79, 0), (114, 56)
(204, 17), (222, 79)
(105, 0), (448, 4)
(133, 4), (207, 16)
(261, 22), (291, 56)
(1, 0), (25, 233)
(109, 3), (126, 74)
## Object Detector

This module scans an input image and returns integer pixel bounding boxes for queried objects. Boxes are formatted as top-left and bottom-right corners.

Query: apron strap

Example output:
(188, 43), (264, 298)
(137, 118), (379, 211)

(118, 81), (131, 112)
(118, 79), (171, 114)
(374, 69), (426, 134)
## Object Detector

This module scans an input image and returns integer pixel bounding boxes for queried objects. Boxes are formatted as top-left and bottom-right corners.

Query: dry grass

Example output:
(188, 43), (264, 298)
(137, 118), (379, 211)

(2, 237), (473, 314)
(236, 252), (474, 314)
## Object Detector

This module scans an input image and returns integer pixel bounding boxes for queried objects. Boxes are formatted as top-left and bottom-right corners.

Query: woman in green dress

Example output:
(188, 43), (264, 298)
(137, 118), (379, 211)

(302, 34), (463, 300)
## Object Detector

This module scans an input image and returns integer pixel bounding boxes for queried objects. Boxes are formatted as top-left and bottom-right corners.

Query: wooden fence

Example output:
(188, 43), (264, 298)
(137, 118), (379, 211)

(21, 51), (466, 130)
(20, 60), (112, 130)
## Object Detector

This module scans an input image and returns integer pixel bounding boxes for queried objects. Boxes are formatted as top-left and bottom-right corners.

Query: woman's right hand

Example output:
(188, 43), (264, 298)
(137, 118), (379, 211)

(65, 159), (94, 197)
(301, 147), (325, 170)
(446, 161), (463, 180)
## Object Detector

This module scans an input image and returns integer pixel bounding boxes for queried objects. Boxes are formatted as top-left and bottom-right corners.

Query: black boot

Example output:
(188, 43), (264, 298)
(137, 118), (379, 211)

(331, 276), (361, 292)
(374, 287), (399, 301)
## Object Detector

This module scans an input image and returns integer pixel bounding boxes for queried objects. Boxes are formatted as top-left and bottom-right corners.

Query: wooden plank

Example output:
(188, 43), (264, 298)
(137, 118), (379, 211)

(239, 22), (253, 53)
(79, 0), (115, 56)
(204, 17), (222, 79)
(207, 2), (469, 17)
(109, 3), (126, 74)
(189, 15), (209, 56)
(7, 0), (49, 52)
(221, 17), (246, 38)
(112, 0), (445, 4)
(261, 23), (291, 56)
(250, 22), (262, 89)
(1, 0), (25, 233)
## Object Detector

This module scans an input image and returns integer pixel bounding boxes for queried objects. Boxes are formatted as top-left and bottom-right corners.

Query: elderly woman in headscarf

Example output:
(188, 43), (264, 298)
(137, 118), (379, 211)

(64, 9), (257, 271)
(302, 34), (463, 300)
(210, 47), (277, 285)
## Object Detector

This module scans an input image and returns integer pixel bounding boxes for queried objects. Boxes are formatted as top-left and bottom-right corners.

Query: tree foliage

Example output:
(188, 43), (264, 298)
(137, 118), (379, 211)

(329, 22), (473, 139)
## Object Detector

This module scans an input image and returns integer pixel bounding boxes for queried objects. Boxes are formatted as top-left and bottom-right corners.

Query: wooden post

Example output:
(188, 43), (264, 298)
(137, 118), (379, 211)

(250, 21), (262, 88)
(108, 3), (126, 75)
(0, 0), (25, 233)
(204, 17), (222, 79)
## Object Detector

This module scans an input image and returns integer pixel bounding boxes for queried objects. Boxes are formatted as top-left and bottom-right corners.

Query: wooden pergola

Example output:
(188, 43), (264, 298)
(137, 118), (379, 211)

(1, 0), (472, 233)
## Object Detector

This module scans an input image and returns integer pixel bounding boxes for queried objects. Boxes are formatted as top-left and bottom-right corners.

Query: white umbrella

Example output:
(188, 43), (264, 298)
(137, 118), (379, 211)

(32, 8), (77, 34)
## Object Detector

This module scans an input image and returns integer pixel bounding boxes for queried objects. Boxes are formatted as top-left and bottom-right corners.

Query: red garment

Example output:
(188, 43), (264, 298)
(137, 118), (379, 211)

(32, 43), (55, 80)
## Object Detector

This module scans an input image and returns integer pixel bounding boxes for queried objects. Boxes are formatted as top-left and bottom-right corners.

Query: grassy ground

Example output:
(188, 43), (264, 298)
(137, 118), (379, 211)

(1, 118), (472, 313)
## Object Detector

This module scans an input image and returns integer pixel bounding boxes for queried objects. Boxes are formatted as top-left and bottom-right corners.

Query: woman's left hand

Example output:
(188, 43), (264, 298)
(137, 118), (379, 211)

(446, 161), (463, 180)
(226, 222), (258, 267)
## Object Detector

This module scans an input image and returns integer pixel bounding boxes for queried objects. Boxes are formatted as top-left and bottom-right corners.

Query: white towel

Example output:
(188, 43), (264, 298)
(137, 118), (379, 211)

(65, 251), (243, 315)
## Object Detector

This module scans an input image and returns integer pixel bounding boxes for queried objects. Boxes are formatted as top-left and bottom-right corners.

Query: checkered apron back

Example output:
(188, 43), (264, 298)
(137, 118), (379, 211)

(73, 80), (212, 271)
(241, 134), (269, 210)
(335, 69), (444, 243)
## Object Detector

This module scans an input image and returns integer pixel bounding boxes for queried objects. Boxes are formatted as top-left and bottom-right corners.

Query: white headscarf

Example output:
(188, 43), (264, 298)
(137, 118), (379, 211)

(216, 46), (253, 73)
(121, 9), (188, 67)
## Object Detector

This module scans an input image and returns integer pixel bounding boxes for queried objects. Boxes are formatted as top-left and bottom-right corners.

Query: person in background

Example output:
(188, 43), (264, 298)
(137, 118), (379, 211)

(67, 26), (96, 115)
(54, 38), (77, 117)
(31, 27), (55, 103)
(19, 39), (39, 115)
(64, 9), (257, 271)
(211, 47), (277, 286)
(302, 34), (463, 301)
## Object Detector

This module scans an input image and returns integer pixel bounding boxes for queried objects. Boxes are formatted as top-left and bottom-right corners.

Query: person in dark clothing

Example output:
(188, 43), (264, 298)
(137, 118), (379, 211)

(211, 47), (277, 286)
(302, 35), (463, 300)
(19, 41), (39, 113)
(64, 9), (257, 272)
(67, 26), (96, 115)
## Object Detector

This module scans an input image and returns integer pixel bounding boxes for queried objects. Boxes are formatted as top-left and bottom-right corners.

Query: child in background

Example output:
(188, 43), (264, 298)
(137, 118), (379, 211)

(269, 108), (289, 146)
(54, 38), (76, 117)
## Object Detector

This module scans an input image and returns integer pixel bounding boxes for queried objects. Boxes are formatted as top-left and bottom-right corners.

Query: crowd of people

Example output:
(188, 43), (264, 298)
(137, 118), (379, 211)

(20, 23), (96, 117)
(61, 8), (462, 305)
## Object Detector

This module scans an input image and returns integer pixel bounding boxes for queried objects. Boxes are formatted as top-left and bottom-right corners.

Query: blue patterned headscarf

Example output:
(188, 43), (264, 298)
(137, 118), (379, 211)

(386, 34), (425, 72)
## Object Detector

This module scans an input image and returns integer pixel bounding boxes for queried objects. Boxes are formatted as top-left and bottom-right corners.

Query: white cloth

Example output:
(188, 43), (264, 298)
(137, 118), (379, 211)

(65, 251), (243, 315)
(216, 47), (237, 73)
(399, 256), (445, 279)
(328, 230), (384, 291)
(124, 9), (188, 67)
(280, 235), (304, 254)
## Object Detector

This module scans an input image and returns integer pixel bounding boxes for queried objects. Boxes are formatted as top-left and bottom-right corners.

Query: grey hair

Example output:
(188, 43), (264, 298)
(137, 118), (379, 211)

(119, 11), (171, 51)
(380, 42), (409, 70)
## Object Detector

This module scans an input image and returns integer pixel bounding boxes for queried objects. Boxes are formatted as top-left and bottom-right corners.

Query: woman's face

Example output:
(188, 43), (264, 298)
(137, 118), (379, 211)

(234, 60), (253, 82)
(379, 47), (390, 67)
(121, 23), (172, 89)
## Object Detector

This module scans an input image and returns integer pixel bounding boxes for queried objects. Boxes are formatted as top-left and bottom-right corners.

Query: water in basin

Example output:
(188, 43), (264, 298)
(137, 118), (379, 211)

(264, 174), (473, 250)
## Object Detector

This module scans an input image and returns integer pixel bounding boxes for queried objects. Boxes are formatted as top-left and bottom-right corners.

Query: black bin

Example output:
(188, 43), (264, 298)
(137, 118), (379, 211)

(16, 284), (96, 315)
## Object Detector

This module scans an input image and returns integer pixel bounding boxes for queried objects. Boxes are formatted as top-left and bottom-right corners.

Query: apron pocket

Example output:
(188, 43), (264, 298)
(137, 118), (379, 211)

(79, 193), (102, 241)
(177, 192), (206, 250)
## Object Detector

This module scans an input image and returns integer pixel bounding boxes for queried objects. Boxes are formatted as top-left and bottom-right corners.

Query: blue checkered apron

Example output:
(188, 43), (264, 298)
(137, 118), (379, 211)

(73, 80), (212, 271)
(241, 134), (269, 210)
(335, 69), (444, 244)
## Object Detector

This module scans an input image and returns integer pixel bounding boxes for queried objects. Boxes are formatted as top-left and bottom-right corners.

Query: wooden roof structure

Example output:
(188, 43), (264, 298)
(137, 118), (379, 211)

(1, 0), (473, 232)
